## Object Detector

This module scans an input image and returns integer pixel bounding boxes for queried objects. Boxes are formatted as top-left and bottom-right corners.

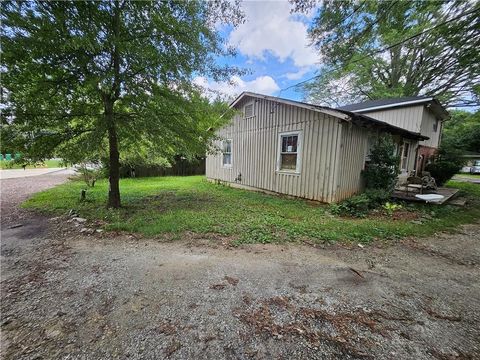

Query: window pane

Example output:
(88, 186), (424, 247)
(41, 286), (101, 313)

(223, 154), (231, 165)
(282, 136), (288, 152)
(289, 135), (297, 152)
(281, 154), (297, 170)
(281, 135), (298, 153)
(223, 140), (231, 153)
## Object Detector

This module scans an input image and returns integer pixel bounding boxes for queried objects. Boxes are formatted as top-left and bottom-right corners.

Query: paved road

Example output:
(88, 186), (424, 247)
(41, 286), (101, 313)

(0, 167), (76, 180)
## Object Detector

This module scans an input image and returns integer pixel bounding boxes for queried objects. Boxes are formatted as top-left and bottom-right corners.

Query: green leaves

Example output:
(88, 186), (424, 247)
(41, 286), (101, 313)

(362, 135), (400, 193)
(442, 110), (480, 154)
(1, 0), (243, 206)
(294, 0), (480, 107)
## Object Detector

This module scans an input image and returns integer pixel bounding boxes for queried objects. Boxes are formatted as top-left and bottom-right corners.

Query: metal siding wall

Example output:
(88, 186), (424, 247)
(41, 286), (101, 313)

(205, 96), (343, 202)
(362, 105), (424, 133)
(335, 123), (370, 202)
(420, 108), (441, 148)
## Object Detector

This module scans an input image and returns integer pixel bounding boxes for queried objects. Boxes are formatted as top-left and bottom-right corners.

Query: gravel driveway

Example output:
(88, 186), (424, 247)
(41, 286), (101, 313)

(1, 175), (479, 359)
(0, 169), (73, 227)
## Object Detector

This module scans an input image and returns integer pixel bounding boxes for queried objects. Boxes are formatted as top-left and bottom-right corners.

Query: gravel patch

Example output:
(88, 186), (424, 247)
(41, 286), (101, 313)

(0, 170), (72, 227)
(1, 175), (479, 359)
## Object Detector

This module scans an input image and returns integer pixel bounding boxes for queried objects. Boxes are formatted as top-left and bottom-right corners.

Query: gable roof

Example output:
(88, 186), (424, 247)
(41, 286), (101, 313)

(230, 92), (428, 141)
(337, 96), (449, 120)
(230, 91), (351, 121)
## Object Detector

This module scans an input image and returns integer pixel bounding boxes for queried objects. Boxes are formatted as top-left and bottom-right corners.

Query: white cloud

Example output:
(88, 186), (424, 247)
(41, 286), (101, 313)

(284, 67), (311, 80)
(228, 0), (319, 68)
(194, 75), (280, 98)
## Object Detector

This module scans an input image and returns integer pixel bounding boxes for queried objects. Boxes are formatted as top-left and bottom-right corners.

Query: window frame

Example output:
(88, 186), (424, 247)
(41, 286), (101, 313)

(400, 141), (410, 172)
(244, 102), (254, 119)
(276, 131), (302, 174)
(222, 139), (232, 168)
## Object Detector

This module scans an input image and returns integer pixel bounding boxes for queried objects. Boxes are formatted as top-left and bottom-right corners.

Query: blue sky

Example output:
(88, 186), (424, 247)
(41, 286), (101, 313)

(194, 1), (320, 101)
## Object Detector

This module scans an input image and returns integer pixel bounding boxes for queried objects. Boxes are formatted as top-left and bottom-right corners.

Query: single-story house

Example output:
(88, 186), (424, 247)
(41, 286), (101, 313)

(206, 92), (427, 203)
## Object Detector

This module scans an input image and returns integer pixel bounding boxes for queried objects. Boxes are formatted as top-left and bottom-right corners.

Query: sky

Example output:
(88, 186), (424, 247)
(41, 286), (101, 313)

(194, 0), (321, 102)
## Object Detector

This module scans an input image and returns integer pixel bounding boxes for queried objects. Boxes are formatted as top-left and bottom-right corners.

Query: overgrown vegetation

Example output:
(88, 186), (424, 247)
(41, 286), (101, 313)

(329, 189), (391, 218)
(363, 135), (400, 192)
(442, 109), (480, 154)
(333, 135), (399, 217)
(23, 176), (480, 245)
(426, 144), (465, 186)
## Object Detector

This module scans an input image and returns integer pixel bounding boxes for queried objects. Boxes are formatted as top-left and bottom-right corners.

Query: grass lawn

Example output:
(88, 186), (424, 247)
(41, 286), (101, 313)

(23, 176), (480, 245)
(0, 159), (65, 170)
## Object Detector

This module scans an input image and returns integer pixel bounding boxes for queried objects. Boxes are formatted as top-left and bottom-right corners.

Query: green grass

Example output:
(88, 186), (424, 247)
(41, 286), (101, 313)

(23, 176), (480, 245)
(0, 159), (64, 169)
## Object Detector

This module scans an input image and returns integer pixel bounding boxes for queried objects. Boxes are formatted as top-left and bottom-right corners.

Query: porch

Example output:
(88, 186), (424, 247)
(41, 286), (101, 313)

(392, 186), (460, 205)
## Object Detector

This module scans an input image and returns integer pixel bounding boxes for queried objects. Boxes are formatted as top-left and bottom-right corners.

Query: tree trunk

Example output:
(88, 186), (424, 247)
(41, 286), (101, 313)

(105, 102), (121, 208)
(106, 1), (122, 208)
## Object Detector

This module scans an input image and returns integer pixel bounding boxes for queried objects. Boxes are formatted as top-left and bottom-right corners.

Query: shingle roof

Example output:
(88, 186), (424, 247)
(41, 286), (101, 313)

(337, 96), (433, 112)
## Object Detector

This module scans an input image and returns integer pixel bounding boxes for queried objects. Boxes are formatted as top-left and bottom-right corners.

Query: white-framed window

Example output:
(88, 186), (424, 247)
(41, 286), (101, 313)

(222, 139), (232, 167)
(400, 142), (410, 171)
(433, 120), (439, 132)
(277, 131), (302, 173)
(244, 102), (254, 118)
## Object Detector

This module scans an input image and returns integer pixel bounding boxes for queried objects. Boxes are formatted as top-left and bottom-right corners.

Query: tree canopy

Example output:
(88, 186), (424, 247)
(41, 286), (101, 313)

(442, 109), (480, 154)
(1, 0), (242, 207)
(291, 0), (480, 107)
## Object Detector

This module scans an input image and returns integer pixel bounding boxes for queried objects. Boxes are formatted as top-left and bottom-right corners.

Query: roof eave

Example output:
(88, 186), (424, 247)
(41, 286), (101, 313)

(230, 92), (351, 120)
(352, 98), (434, 113)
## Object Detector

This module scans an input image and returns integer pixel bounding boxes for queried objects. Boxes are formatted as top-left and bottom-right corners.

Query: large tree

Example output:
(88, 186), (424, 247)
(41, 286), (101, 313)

(1, 0), (242, 207)
(291, 0), (480, 107)
(442, 109), (480, 154)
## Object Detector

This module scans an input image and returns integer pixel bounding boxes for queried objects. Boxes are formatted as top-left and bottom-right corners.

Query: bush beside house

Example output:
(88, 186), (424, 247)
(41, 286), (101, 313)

(332, 135), (400, 217)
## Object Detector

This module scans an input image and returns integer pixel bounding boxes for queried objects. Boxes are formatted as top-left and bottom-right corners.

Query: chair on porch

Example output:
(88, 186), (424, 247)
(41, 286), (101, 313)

(404, 171), (437, 195)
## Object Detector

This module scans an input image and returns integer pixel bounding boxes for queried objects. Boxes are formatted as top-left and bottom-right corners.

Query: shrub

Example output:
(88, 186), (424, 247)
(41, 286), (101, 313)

(362, 135), (400, 193)
(330, 193), (372, 217)
(425, 144), (464, 186)
(330, 189), (393, 217)
(363, 188), (391, 204)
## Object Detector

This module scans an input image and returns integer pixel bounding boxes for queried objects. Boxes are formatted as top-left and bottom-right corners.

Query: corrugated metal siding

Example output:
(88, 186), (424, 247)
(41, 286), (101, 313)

(206, 96), (344, 202)
(336, 126), (420, 200)
(335, 124), (370, 201)
(420, 108), (441, 148)
(361, 105), (424, 133)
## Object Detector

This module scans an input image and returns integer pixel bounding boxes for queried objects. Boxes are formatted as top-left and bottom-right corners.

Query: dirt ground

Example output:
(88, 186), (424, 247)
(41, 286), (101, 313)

(1, 175), (480, 359)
